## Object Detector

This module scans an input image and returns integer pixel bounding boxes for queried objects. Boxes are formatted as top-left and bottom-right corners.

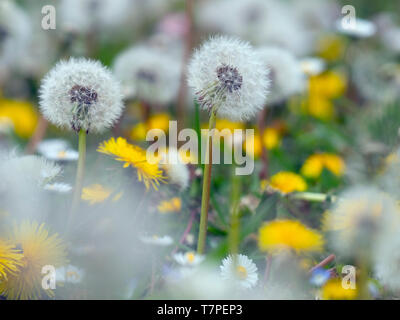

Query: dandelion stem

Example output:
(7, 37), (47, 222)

(68, 129), (87, 228)
(291, 192), (337, 203)
(228, 165), (241, 255)
(197, 105), (217, 254)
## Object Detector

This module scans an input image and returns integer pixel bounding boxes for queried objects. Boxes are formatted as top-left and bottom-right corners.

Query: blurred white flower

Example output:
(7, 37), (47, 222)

(113, 45), (181, 105)
(0, 0), (31, 78)
(59, 0), (133, 34)
(300, 57), (326, 76)
(326, 186), (400, 258)
(173, 252), (205, 267)
(257, 46), (306, 105)
(44, 183), (72, 193)
(197, 0), (313, 56)
(0, 155), (62, 189)
(335, 18), (376, 38)
(38, 139), (79, 162)
(188, 35), (269, 121)
(56, 265), (85, 284)
(220, 254), (258, 289)
(140, 235), (174, 246)
(39, 58), (124, 133)
(159, 147), (190, 190)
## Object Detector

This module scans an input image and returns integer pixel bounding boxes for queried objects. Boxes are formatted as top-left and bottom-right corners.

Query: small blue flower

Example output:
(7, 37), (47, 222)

(310, 268), (331, 287)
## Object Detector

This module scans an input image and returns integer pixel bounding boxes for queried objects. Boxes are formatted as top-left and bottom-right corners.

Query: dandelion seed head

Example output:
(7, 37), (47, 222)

(39, 58), (124, 133)
(113, 45), (181, 105)
(188, 35), (269, 121)
(257, 46), (306, 104)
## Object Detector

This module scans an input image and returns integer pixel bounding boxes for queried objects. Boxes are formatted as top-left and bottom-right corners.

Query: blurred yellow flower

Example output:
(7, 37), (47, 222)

(0, 221), (67, 300)
(301, 153), (345, 179)
(303, 95), (335, 121)
(267, 171), (307, 194)
(258, 220), (324, 253)
(130, 113), (171, 141)
(98, 137), (166, 190)
(263, 127), (281, 150)
(215, 119), (245, 133)
(0, 99), (38, 138)
(0, 239), (23, 280)
(243, 132), (262, 159)
(158, 197), (182, 213)
(317, 35), (345, 62)
(322, 279), (357, 300)
(82, 184), (112, 205)
(309, 71), (346, 99)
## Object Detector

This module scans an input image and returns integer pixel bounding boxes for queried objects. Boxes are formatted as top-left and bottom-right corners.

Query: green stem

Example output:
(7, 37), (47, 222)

(291, 192), (337, 203)
(228, 165), (241, 256)
(68, 129), (87, 228)
(197, 106), (217, 254)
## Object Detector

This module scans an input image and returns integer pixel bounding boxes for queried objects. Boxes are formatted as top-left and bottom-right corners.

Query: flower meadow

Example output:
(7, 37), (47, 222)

(1, 0), (400, 301)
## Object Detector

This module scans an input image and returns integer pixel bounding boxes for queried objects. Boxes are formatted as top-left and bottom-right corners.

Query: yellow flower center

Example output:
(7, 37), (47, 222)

(186, 252), (195, 263)
(236, 266), (247, 280)
(57, 150), (67, 158)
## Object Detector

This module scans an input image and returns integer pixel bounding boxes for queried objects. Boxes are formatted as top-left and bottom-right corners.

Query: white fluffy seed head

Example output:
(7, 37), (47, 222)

(188, 35), (269, 121)
(39, 58), (124, 133)
(113, 45), (181, 105)
(257, 46), (306, 105)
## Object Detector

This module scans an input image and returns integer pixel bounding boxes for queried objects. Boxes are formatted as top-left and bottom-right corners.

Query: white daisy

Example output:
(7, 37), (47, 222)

(173, 252), (205, 267)
(257, 46), (306, 105)
(159, 147), (190, 190)
(220, 254), (258, 289)
(113, 45), (181, 105)
(39, 58), (124, 133)
(335, 18), (376, 38)
(139, 235), (174, 246)
(44, 183), (72, 193)
(38, 139), (79, 161)
(56, 265), (85, 284)
(188, 35), (269, 121)
(300, 57), (326, 76)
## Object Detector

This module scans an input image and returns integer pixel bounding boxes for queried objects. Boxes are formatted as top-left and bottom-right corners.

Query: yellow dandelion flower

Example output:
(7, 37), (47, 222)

(243, 132), (262, 159)
(303, 95), (335, 121)
(322, 279), (357, 300)
(158, 197), (182, 213)
(0, 221), (68, 300)
(317, 35), (345, 62)
(130, 113), (171, 141)
(309, 71), (346, 99)
(130, 122), (147, 141)
(81, 184), (112, 205)
(262, 127), (281, 150)
(0, 99), (38, 138)
(0, 239), (24, 280)
(267, 171), (307, 194)
(97, 137), (166, 190)
(301, 153), (345, 179)
(215, 119), (245, 133)
(258, 219), (324, 253)
(147, 113), (170, 132)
